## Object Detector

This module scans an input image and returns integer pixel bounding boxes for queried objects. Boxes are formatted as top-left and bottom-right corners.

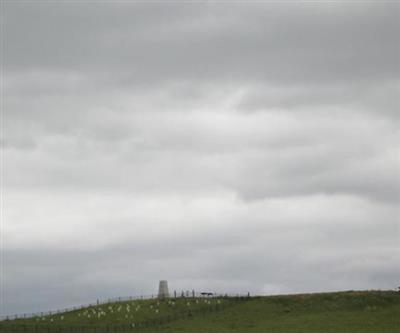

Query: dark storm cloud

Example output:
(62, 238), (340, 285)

(2, 1), (399, 316)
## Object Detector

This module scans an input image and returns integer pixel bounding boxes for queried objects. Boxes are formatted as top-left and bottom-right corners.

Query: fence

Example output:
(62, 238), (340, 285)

(0, 292), (250, 321)
(0, 295), (250, 333)
(0, 295), (154, 321)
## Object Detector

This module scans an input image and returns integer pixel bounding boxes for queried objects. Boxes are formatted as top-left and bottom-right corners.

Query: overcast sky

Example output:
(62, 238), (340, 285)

(2, 0), (399, 316)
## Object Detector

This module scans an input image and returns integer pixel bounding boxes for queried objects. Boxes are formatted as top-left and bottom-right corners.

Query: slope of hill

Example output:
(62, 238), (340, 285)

(148, 290), (400, 333)
(1, 290), (399, 332)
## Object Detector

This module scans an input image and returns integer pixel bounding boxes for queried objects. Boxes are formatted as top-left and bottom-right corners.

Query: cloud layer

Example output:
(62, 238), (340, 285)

(2, 1), (399, 315)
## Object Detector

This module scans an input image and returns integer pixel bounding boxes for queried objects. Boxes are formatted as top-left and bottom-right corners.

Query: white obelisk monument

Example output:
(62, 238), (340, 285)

(158, 280), (169, 299)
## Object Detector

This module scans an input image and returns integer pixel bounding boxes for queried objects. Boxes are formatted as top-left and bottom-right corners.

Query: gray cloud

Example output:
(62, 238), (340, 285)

(5, 2), (399, 83)
(4, 193), (399, 314)
(2, 1), (399, 316)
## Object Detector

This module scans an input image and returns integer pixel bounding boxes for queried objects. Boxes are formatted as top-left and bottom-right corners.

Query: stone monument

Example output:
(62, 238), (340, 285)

(158, 280), (169, 299)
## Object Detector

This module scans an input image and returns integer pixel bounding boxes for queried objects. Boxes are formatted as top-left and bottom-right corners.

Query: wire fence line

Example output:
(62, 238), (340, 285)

(0, 295), (250, 333)
(0, 291), (250, 321)
(0, 294), (154, 322)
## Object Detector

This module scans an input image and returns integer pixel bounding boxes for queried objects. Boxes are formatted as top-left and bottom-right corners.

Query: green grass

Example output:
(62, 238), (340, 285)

(1, 291), (399, 332)
(147, 291), (400, 333)
(0, 296), (231, 332)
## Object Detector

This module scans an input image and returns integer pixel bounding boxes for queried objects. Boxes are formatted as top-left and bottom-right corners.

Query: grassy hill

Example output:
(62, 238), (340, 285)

(153, 290), (400, 333)
(1, 290), (399, 332)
